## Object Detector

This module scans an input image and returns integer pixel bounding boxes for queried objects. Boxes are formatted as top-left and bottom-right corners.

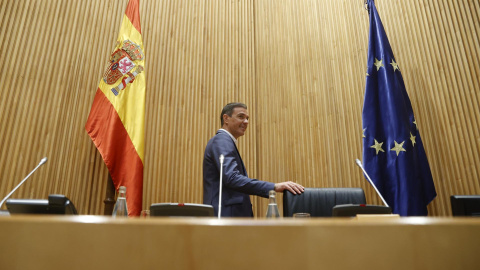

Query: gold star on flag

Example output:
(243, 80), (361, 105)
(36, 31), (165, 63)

(370, 139), (385, 155)
(390, 141), (406, 156)
(374, 58), (384, 71)
(410, 132), (416, 147)
(390, 59), (400, 72)
(413, 119), (418, 130)
(362, 128), (366, 138)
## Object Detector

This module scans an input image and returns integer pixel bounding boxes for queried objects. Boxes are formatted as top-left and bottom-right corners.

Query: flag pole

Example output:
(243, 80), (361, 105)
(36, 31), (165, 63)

(364, 0), (370, 12)
(103, 173), (116, 215)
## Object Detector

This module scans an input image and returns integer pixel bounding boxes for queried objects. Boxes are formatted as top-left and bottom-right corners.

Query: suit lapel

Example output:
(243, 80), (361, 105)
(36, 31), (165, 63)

(232, 143), (248, 177)
(217, 130), (248, 177)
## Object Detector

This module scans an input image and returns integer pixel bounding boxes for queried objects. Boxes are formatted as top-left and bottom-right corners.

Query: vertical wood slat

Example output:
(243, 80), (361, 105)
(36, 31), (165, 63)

(0, 0), (478, 216)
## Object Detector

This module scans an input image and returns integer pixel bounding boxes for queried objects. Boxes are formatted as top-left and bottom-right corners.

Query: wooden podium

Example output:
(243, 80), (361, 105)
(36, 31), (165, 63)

(0, 215), (479, 270)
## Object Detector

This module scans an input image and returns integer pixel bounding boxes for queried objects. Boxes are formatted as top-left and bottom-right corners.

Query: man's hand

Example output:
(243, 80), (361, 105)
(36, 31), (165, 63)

(274, 181), (305, 195)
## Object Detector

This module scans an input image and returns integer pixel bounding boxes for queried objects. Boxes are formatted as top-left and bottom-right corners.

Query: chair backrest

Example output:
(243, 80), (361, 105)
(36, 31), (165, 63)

(150, 203), (214, 217)
(283, 188), (366, 217)
(450, 195), (480, 217)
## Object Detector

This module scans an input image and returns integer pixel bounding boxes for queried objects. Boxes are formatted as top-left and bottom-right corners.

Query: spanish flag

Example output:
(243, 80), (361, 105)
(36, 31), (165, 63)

(85, 0), (145, 216)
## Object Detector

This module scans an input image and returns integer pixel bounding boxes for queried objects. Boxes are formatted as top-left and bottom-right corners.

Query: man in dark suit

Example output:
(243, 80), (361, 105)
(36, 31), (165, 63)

(203, 103), (304, 217)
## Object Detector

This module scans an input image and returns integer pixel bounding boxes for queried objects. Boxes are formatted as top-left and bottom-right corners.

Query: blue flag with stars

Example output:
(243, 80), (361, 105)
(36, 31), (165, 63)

(362, 0), (436, 216)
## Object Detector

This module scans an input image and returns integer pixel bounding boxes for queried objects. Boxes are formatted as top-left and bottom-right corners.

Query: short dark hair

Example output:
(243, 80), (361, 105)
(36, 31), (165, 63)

(220, 103), (247, 126)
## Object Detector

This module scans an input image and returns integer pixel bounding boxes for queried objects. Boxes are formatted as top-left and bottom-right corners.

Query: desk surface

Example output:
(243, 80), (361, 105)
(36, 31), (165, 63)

(1, 216), (479, 270)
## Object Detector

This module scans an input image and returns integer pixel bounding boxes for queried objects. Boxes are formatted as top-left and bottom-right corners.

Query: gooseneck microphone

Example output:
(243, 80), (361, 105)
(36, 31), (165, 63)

(355, 159), (389, 207)
(218, 154), (224, 218)
(0, 157), (48, 209)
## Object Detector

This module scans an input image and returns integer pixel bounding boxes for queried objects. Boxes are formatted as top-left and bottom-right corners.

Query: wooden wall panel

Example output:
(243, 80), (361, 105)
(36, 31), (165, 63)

(141, 0), (258, 209)
(0, 0), (478, 217)
(253, 0), (372, 216)
(0, 0), (122, 215)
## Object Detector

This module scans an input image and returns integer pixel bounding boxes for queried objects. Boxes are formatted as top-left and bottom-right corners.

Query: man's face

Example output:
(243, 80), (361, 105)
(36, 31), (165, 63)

(223, 107), (249, 139)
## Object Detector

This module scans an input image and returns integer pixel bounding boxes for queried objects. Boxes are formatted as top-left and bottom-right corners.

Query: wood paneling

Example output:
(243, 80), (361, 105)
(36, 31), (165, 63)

(2, 216), (480, 270)
(0, 0), (478, 216)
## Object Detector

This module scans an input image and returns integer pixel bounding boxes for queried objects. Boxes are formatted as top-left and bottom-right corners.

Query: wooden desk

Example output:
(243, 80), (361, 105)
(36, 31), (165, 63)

(0, 216), (479, 270)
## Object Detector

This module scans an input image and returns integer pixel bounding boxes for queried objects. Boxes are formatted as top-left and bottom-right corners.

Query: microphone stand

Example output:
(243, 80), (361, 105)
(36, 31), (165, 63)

(0, 157), (48, 209)
(218, 154), (224, 218)
(355, 159), (389, 207)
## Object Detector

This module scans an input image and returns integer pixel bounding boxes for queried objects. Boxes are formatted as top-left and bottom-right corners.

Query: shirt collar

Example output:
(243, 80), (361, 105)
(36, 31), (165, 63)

(219, 128), (238, 144)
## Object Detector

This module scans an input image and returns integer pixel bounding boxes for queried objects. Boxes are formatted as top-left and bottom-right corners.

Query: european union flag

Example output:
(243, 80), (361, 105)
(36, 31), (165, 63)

(362, 0), (436, 216)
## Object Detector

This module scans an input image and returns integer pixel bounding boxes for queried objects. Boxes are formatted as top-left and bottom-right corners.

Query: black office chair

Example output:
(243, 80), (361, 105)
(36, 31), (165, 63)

(150, 203), (214, 217)
(283, 188), (366, 217)
(450, 195), (480, 217)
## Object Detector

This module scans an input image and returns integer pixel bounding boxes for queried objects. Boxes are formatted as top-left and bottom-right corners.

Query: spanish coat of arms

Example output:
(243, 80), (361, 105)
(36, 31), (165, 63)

(103, 40), (144, 96)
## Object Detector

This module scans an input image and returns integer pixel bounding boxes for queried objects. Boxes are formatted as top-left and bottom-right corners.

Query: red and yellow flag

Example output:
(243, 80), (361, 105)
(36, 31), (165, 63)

(86, 0), (145, 216)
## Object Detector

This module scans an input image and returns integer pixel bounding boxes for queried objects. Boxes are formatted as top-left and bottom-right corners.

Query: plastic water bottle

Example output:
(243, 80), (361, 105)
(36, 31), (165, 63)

(112, 186), (128, 217)
(266, 190), (280, 218)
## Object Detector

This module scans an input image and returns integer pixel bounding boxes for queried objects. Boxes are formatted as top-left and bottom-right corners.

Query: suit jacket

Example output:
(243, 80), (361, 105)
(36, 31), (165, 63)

(203, 130), (274, 217)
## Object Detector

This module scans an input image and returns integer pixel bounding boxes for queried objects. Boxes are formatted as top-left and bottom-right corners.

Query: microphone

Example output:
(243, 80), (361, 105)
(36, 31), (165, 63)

(218, 154), (224, 218)
(355, 159), (389, 207)
(0, 157), (48, 209)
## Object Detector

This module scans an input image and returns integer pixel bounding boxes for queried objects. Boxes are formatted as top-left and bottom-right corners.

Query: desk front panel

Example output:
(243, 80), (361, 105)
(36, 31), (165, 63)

(0, 216), (479, 270)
